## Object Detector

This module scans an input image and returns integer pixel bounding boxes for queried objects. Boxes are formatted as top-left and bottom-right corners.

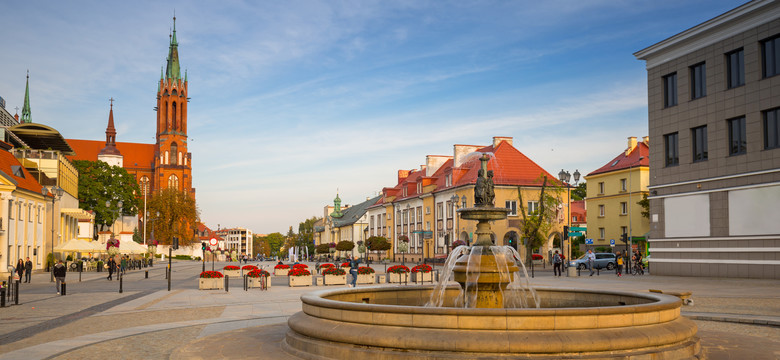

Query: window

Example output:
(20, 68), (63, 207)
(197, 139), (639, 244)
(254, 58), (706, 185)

(527, 201), (539, 215)
(28, 204), (32, 222)
(505, 200), (517, 216)
(598, 182), (604, 194)
(598, 204), (605, 217)
(728, 117), (747, 155)
(663, 72), (677, 107)
(765, 108), (780, 150)
(599, 228), (605, 240)
(437, 203), (443, 220)
(417, 182), (422, 194)
(690, 62), (706, 99)
(572, 215), (578, 222)
(692, 126), (708, 162)
(37, 205), (41, 223)
(446, 201), (453, 218)
(726, 48), (745, 88)
(621, 226), (628, 236)
(168, 174), (179, 189)
(170, 142), (178, 165)
(620, 178), (627, 192)
(762, 34), (780, 78)
(620, 202), (628, 215)
(664, 132), (679, 166)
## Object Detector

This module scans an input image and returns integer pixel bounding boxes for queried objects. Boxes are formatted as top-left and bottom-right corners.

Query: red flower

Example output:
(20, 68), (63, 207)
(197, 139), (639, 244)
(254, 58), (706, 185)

(357, 266), (375, 275)
(387, 265), (410, 274)
(292, 264), (309, 270)
(246, 269), (270, 278)
(322, 267), (346, 275)
(223, 265), (240, 270)
(411, 264), (432, 273)
(319, 263), (335, 268)
(199, 271), (224, 278)
(274, 264), (290, 269)
(532, 254), (543, 260)
(242, 265), (258, 271)
(288, 268), (311, 277)
(340, 262), (350, 267)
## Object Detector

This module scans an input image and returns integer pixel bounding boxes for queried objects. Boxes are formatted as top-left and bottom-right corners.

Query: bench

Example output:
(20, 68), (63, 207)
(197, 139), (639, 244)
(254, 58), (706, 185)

(649, 289), (694, 305)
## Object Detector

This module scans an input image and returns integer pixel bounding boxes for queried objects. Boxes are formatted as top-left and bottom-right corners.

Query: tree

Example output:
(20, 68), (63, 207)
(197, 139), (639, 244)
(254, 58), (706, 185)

(263, 232), (286, 257)
(366, 236), (391, 264)
(315, 243), (330, 255)
(297, 217), (318, 256)
(253, 234), (271, 257)
(73, 160), (140, 236)
(147, 188), (198, 246)
(637, 193), (649, 218)
(517, 175), (563, 264)
(336, 240), (355, 258)
(571, 182), (587, 201)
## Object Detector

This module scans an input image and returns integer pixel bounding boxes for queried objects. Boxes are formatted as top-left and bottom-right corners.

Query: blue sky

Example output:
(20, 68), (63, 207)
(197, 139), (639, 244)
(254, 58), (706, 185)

(0, 0), (746, 234)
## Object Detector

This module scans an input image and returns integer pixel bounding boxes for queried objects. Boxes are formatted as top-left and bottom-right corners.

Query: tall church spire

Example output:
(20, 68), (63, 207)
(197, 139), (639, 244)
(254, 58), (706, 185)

(99, 98), (121, 156)
(20, 71), (32, 123)
(165, 15), (181, 81)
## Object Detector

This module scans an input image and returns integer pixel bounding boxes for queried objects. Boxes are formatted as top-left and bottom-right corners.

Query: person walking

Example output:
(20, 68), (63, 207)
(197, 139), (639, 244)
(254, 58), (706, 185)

(53, 260), (66, 294)
(552, 251), (562, 277)
(347, 255), (360, 288)
(15, 258), (24, 282)
(24, 257), (33, 283)
(107, 257), (116, 281)
(616, 251), (623, 277)
(586, 250), (596, 276)
(120, 256), (127, 275)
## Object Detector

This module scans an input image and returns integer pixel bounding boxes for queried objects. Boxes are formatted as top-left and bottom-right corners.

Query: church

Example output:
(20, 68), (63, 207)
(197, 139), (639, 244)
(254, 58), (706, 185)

(66, 17), (194, 200)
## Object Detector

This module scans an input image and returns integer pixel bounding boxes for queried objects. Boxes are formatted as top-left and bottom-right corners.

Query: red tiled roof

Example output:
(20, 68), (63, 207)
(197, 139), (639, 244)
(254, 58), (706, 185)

(587, 142), (649, 177)
(571, 200), (586, 223)
(66, 139), (156, 170)
(0, 150), (45, 195)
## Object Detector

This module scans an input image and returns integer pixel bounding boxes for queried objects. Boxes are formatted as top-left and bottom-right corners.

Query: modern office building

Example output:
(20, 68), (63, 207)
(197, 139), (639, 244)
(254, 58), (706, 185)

(634, 0), (780, 279)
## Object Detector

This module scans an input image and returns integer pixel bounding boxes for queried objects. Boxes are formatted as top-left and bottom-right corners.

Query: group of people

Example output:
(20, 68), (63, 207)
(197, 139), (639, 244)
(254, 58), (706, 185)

(14, 257), (33, 283)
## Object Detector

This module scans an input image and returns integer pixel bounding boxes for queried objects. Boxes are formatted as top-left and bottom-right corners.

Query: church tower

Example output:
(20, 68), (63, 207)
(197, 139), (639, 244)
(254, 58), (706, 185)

(155, 16), (192, 195)
(97, 98), (123, 167)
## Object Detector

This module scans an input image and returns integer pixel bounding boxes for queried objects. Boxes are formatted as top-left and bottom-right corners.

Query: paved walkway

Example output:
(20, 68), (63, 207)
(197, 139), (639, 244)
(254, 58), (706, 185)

(0, 261), (778, 359)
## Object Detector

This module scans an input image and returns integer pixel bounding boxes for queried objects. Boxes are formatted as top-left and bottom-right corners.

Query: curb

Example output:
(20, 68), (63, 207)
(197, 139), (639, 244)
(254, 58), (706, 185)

(683, 311), (780, 327)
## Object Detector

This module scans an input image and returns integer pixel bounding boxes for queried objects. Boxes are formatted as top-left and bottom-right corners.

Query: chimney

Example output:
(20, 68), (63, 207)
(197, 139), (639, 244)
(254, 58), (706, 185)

(398, 169), (412, 184)
(493, 136), (513, 148)
(642, 136), (649, 146)
(626, 136), (637, 156)
(426, 155), (451, 176)
(453, 144), (481, 168)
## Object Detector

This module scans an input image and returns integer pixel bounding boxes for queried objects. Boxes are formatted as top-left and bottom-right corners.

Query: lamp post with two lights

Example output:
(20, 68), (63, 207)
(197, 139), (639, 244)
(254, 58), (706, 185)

(557, 169), (580, 269)
(42, 186), (64, 282)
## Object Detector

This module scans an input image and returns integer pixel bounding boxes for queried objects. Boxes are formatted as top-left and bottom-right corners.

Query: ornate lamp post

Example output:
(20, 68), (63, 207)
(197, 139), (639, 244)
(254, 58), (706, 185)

(43, 186), (64, 282)
(557, 169), (580, 270)
(450, 194), (461, 255)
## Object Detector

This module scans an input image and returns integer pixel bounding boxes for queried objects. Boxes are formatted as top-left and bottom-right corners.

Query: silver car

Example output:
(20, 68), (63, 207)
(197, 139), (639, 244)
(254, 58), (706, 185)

(569, 253), (617, 270)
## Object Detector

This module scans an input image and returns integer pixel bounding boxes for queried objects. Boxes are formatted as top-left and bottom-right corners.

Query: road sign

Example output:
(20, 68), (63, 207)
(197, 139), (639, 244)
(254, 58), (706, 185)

(610, 239), (615, 246)
(568, 232), (583, 237)
(570, 226), (587, 232)
(210, 238), (217, 246)
(585, 238), (593, 245)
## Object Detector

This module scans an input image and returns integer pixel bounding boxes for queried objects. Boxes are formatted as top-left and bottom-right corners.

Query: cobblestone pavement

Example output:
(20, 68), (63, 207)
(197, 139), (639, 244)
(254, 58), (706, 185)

(0, 261), (778, 359)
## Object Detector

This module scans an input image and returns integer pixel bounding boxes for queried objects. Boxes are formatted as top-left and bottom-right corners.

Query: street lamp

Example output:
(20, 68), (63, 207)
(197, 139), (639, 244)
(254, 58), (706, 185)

(450, 194), (460, 254)
(558, 169), (580, 269)
(43, 186), (64, 282)
(627, 156), (644, 271)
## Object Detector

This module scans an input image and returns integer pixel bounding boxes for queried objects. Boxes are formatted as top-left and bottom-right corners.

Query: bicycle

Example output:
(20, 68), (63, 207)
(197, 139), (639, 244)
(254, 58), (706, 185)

(631, 262), (644, 275)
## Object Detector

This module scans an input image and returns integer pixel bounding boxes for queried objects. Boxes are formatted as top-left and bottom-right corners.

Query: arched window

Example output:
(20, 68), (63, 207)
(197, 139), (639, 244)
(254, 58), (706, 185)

(184, 155), (187, 166)
(172, 102), (178, 131)
(164, 151), (169, 165)
(164, 101), (169, 130)
(168, 174), (179, 190)
(170, 142), (178, 165)
(178, 152), (182, 165)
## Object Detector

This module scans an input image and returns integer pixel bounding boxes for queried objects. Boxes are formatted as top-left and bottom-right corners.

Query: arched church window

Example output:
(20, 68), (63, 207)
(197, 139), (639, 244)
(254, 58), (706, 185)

(172, 102), (178, 131)
(168, 174), (179, 190)
(164, 101), (169, 131)
(164, 151), (169, 165)
(178, 152), (182, 165)
(170, 142), (178, 165)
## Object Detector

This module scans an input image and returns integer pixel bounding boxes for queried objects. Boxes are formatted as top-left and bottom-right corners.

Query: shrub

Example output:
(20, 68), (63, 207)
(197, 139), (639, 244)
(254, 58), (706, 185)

(274, 264), (290, 269)
(340, 262), (350, 267)
(242, 265), (258, 271)
(357, 266), (375, 275)
(223, 265), (240, 270)
(322, 267), (346, 275)
(411, 264), (432, 273)
(292, 264), (309, 269)
(200, 271), (224, 278)
(288, 268), (311, 277)
(531, 254), (543, 260)
(246, 269), (270, 278)
(387, 265), (410, 274)
(319, 263), (335, 269)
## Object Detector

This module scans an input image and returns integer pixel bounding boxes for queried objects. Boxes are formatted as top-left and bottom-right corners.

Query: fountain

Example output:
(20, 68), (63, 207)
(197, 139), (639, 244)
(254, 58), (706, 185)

(284, 153), (701, 359)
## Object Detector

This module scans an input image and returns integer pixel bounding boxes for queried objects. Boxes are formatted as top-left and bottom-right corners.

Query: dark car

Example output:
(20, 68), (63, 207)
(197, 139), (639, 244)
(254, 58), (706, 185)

(569, 253), (617, 270)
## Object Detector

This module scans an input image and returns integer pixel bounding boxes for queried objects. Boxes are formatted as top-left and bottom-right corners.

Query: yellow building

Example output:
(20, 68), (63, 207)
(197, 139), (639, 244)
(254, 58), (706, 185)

(366, 136), (568, 263)
(585, 137), (649, 248)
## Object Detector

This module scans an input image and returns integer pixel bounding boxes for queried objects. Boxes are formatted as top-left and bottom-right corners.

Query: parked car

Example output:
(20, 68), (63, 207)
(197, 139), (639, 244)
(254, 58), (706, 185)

(569, 253), (617, 270)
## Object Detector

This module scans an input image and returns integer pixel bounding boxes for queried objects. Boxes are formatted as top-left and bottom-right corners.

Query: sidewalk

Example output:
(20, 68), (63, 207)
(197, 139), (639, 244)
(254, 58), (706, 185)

(0, 261), (778, 359)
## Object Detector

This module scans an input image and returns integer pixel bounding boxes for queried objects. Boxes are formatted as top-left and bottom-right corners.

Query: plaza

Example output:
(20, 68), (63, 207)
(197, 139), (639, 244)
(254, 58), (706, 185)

(0, 260), (778, 359)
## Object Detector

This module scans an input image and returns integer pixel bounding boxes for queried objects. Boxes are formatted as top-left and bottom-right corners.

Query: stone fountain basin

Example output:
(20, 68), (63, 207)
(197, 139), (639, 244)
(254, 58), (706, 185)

(284, 285), (700, 359)
(458, 206), (510, 221)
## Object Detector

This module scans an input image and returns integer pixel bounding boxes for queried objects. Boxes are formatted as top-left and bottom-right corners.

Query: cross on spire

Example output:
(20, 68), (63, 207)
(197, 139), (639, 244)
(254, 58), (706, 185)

(109, 97), (115, 107)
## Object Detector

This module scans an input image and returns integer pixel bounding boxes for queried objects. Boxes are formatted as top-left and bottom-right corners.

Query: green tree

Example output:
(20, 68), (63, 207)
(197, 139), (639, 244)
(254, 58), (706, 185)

(571, 182), (587, 201)
(253, 234), (271, 257)
(132, 227), (142, 243)
(517, 175), (563, 264)
(297, 217), (318, 256)
(148, 188), (198, 246)
(336, 240), (355, 257)
(637, 193), (649, 218)
(366, 236), (391, 264)
(73, 160), (140, 236)
(264, 232), (286, 257)
(315, 243), (330, 254)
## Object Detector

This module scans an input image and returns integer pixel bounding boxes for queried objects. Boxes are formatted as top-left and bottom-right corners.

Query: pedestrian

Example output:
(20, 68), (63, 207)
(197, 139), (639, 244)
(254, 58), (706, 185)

(616, 251), (623, 277)
(347, 255), (360, 288)
(16, 258), (24, 282)
(107, 257), (116, 280)
(53, 260), (66, 294)
(586, 250), (596, 276)
(24, 257), (33, 283)
(552, 251), (562, 277)
(120, 256), (127, 275)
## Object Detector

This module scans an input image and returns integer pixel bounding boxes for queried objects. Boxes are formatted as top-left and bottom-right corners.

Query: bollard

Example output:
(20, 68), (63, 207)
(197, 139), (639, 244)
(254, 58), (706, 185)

(244, 275), (248, 291)
(14, 280), (20, 305)
(145, 270), (148, 279)
(119, 272), (123, 293)
(225, 275), (229, 292)
(61, 282), (66, 296)
(0, 287), (5, 307)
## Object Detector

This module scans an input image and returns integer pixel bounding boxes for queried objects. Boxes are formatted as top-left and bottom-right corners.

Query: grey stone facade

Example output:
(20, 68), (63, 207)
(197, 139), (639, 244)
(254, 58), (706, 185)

(635, 0), (780, 279)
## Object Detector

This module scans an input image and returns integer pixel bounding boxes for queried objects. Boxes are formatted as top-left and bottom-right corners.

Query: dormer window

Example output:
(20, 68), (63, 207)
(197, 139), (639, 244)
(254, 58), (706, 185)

(417, 182), (422, 194)
(11, 165), (24, 178)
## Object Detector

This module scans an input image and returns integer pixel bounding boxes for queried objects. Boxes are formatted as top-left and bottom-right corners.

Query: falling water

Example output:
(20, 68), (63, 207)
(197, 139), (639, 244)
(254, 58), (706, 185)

(426, 245), (469, 307)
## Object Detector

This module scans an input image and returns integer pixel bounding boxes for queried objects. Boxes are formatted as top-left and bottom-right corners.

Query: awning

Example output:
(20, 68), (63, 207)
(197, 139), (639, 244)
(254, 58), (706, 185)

(60, 208), (95, 220)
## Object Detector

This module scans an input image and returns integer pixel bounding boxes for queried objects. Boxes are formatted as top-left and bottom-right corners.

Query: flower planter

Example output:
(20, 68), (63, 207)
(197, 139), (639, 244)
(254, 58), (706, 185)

(357, 273), (375, 284)
(224, 270), (241, 278)
(388, 272), (409, 283)
(289, 275), (313, 287)
(323, 274), (347, 286)
(340, 266), (351, 273)
(248, 276), (270, 289)
(274, 268), (290, 276)
(198, 277), (224, 290)
(412, 271), (434, 283)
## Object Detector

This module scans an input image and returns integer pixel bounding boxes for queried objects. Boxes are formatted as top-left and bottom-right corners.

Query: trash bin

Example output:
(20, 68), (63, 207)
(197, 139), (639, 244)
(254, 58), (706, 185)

(568, 266), (578, 277)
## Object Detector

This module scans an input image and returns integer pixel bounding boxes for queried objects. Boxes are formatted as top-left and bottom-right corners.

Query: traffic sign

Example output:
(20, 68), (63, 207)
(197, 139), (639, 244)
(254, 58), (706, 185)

(610, 239), (615, 246)
(585, 238), (593, 245)
(570, 226), (587, 232)
(210, 238), (217, 246)
(568, 232), (583, 237)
